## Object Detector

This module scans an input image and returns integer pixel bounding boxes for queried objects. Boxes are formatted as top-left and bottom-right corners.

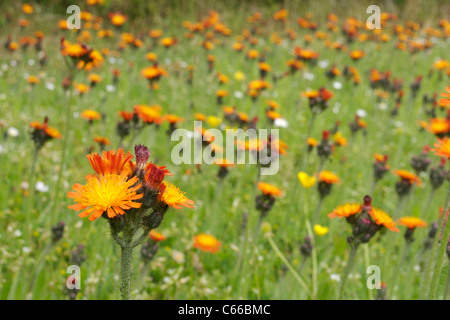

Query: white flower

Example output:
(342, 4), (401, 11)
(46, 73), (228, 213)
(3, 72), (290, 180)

(164, 58), (172, 65)
(10, 60), (18, 68)
(45, 82), (55, 91)
(0, 145), (4, 155)
(21, 181), (29, 190)
(318, 60), (329, 68)
(35, 181), (49, 193)
(303, 72), (314, 81)
(356, 109), (367, 117)
(234, 91), (244, 99)
(22, 247), (31, 253)
(108, 57), (116, 64)
(332, 81), (343, 90)
(106, 85), (115, 93)
(274, 118), (288, 128)
(7, 127), (19, 137)
(330, 273), (341, 282)
(14, 230), (22, 237)
(28, 59), (35, 66)
(172, 250), (185, 264)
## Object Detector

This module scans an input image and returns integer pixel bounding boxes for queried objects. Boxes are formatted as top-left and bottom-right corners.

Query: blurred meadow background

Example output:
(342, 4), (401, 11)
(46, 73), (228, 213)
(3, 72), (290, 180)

(0, 0), (450, 300)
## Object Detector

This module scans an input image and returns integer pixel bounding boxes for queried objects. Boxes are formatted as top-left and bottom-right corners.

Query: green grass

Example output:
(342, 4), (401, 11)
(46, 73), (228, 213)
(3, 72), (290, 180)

(0, 0), (449, 300)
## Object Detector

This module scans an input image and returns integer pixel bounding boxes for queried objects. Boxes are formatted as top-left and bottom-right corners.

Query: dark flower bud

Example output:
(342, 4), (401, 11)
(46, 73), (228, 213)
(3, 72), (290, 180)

(300, 236), (313, 258)
(135, 144), (150, 172)
(429, 158), (447, 190)
(395, 179), (413, 197)
(70, 244), (87, 266)
(51, 221), (65, 243)
(141, 239), (159, 262)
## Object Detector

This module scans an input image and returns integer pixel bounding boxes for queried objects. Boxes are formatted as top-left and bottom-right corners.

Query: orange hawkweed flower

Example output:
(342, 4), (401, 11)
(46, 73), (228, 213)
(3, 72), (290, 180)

(432, 137), (450, 159)
(149, 230), (166, 242)
(30, 119), (62, 140)
(193, 234), (221, 254)
(257, 182), (283, 197)
(81, 109), (101, 121)
(109, 12), (127, 26)
(439, 86), (450, 108)
(134, 104), (162, 124)
(369, 208), (399, 232)
(87, 148), (134, 176)
(22, 3), (34, 14)
(165, 114), (184, 124)
(94, 136), (111, 146)
(157, 181), (195, 209)
(160, 37), (177, 47)
(118, 111), (134, 122)
(393, 169), (421, 185)
(318, 171), (340, 184)
(349, 50), (365, 60)
(141, 65), (168, 81)
(27, 75), (40, 85)
(67, 171), (143, 221)
(328, 203), (362, 218)
(398, 216), (427, 229)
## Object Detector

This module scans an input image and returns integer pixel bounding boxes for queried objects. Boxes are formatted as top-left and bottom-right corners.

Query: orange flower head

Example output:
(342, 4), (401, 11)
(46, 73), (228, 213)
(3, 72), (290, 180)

(149, 230), (166, 242)
(87, 148), (134, 176)
(393, 169), (421, 185)
(318, 171), (340, 184)
(369, 208), (399, 232)
(81, 109), (101, 121)
(193, 234), (221, 254)
(257, 182), (283, 197)
(94, 136), (111, 145)
(328, 203), (362, 218)
(398, 216), (427, 229)
(157, 181), (195, 209)
(67, 171), (143, 221)
(432, 137), (450, 159)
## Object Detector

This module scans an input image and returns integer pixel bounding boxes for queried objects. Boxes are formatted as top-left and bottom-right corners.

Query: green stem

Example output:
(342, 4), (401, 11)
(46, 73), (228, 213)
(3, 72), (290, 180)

(429, 210), (450, 299)
(120, 244), (133, 300)
(267, 235), (311, 298)
(339, 244), (359, 300)
(443, 261), (450, 300)
(27, 241), (53, 298)
(422, 183), (450, 299)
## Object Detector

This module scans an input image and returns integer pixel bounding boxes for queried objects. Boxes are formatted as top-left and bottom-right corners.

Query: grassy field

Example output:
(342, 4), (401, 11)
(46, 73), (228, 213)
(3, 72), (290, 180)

(0, 0), (449, 300)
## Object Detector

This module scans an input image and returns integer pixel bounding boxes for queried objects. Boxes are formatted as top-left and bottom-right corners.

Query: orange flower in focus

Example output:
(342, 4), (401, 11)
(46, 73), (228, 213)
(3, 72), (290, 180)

(87, 148), (134, 176)
(369, 208), (399, 232)
(157, 181), (195, 209)
(67, 171), (143, 221)
(328, 203), (362, 218)
(193, 234), (221, 254)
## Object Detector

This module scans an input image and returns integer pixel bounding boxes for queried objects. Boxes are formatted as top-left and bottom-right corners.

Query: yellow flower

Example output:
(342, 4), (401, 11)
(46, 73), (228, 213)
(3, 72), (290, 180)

(297, 172), (316, 188)
(313, 224), (329, 236)
(207, 116), (222, 127)
(234, 71), (245, 81)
